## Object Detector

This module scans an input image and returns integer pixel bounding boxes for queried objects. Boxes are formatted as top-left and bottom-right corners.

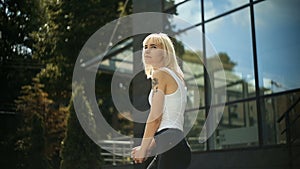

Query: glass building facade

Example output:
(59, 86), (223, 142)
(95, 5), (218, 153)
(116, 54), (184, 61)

(160, 0), (300, 151)
(96, 0), (300, 156)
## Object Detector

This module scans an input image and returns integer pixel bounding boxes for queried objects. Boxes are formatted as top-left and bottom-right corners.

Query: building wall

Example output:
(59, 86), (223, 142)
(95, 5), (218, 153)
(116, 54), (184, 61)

(102, 145), (300, 169)
(189, 145), (300, 169)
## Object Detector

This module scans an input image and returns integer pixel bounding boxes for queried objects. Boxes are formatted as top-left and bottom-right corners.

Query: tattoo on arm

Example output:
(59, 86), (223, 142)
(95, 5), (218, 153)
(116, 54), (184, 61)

(152, 78), (159, 93)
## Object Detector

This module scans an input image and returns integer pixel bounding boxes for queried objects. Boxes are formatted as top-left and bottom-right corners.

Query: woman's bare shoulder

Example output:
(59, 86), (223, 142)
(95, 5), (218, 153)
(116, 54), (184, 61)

(152, 69), (176, 85)
(152, 69), (170, 80)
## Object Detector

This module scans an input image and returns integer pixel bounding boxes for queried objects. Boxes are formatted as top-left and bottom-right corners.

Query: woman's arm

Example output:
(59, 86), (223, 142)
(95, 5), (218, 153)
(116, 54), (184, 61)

(133, 70), (166, 163)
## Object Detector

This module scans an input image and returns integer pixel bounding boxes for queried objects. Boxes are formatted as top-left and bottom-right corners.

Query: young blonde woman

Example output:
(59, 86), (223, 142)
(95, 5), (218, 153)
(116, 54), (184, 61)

(131, 33), (191, 169)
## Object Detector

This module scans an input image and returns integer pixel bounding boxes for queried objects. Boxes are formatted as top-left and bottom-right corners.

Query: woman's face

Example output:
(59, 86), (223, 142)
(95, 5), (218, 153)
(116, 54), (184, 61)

(143, 38), (165, 68)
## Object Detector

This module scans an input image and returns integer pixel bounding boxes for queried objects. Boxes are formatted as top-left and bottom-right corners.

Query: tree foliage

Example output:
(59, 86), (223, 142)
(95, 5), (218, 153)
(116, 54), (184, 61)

(31, 0), (130, 104)
(0, 0), (44, 111)
(60, 84), (102, 169)
(28, 114), (52, 169)
(14, 78), (54, 169)
(2, 0), (133, 168)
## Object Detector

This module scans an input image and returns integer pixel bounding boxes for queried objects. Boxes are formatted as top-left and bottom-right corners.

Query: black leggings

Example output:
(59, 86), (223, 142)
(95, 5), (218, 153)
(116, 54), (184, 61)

(152, 128), (191, 169)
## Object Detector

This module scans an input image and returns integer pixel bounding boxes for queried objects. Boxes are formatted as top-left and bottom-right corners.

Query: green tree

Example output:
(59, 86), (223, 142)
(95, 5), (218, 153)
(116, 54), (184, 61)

(14, 76), (68, 169)
(1, 0), (132, 168)
(30, 0), (132, 167)
(60, 85), (102, 169)
(14, 78), (53, 169)
(31, 0), (131, 104)
(35, 65), (69, 168)
(0, 0), (44, 110)
(28, 114), (51, 169)
(0, 1), (45, 166)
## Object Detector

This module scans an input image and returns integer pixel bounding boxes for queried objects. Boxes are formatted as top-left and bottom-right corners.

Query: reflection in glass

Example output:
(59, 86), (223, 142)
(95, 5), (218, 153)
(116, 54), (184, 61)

(99, 47), (133, 74)
(175, 28), (207, 151)
(255, 0), (300, 94)
(212, 101), (258, 150)
(183, 58), (205, 108)
(175, 26), (205, 108)
(167, 0), (201, 32)
(186, 109), (207, 151)
(204, 0), (249, 20)
(261, 91), (300, 145)
(176, 0), (201, 24)
(206, 8), (255, 102)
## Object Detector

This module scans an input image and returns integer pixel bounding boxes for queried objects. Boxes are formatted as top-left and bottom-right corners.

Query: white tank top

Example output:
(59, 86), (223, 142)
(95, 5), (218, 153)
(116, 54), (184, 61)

(148, 67), (187, 132)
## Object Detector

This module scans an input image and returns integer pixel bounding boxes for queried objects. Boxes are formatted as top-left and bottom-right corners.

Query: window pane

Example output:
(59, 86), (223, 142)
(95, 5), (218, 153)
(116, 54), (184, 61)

(176, 0), (201, 24)
(211, 101), (259, 150)
(261, 91), (300, 145)
(255, 0), (300, 94)
(176, 29), (206, 152)
(183, 59), (205, 108)
(168, 0), (201, 32)
(186, 109), (207, 151)
(176, 26), (205, 108)
(204, 0), (249, 20)
(99, 39), (133, 74)
(206, 8), (255, 102)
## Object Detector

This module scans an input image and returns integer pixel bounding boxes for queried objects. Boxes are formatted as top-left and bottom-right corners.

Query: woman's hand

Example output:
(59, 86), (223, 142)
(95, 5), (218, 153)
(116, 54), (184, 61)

(131, 146), (147, 164)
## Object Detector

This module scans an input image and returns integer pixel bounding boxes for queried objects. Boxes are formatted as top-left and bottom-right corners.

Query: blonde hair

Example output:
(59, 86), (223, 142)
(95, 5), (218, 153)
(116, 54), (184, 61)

(142, 33), (184, 79)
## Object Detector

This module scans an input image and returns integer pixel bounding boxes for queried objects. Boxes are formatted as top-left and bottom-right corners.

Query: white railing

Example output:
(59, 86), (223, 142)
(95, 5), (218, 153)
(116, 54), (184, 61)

(99, 139), (134, 165)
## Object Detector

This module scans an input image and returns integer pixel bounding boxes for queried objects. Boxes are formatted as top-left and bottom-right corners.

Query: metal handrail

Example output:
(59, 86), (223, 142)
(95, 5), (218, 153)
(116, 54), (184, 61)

(99, 139), (133, 166)
(277, 97), (300, 123)
(276, 96), (300, 169)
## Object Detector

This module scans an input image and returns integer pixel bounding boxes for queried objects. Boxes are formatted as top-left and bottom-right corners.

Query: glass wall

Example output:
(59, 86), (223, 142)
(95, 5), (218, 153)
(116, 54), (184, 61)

(255, 0), (300, 94)
(161, 0), (300, 152)
(204, 0), (249, 20)
(261, 91), (300, 145)
(175, 0), (201, 27)
(254, 0), (300, 145)
(213, 100), (258, 150)
(206, 7), (255, 102)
